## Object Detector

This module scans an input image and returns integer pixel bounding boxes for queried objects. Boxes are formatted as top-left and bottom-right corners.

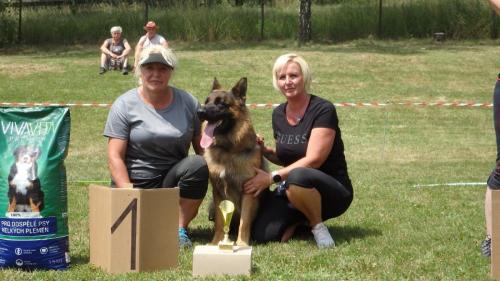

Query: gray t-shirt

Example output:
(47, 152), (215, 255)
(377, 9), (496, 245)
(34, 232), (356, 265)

(103, 87), (201, 180)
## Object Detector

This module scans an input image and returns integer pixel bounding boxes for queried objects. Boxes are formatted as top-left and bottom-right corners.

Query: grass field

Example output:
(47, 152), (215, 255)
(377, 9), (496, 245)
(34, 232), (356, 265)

(0, 39), (498, 280)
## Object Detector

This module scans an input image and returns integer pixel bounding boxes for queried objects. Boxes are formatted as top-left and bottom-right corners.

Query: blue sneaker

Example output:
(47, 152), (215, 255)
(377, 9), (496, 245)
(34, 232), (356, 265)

(179, 227), (192, 248)
(482, 235), (491, 257)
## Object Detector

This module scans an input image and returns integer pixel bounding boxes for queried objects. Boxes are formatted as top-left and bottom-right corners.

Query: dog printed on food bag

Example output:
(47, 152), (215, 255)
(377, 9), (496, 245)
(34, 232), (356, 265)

(7, 145), (44, 213)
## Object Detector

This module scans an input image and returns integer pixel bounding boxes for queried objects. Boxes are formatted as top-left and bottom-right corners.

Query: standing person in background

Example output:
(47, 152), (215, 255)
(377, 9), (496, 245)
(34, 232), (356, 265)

(490, 0), (500, 14)
(482, 0), (500, 258)
(134, 21), (169, 70)
(104, 45), (208, 248)
(243, 53), (353, 248)
(99, 26), (132, 75)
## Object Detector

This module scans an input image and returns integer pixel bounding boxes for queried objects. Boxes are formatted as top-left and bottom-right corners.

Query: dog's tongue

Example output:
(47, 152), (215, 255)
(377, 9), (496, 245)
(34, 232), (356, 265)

(201, 122), (216, 149)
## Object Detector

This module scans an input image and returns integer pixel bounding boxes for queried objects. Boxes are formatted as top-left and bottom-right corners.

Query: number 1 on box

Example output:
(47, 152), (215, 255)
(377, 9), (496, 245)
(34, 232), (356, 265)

(110, 198), (138, 270)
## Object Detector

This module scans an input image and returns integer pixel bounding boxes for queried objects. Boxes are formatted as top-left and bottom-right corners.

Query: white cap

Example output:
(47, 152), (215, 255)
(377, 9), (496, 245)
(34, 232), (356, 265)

(139, 52), (174, 68)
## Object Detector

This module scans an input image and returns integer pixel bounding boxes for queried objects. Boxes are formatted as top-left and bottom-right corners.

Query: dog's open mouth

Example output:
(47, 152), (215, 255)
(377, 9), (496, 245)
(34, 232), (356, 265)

(201, 120), (223, 148)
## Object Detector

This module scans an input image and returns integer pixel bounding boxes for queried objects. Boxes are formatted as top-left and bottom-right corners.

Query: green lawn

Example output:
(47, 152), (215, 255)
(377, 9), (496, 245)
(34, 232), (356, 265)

(0, 39), (497, 280)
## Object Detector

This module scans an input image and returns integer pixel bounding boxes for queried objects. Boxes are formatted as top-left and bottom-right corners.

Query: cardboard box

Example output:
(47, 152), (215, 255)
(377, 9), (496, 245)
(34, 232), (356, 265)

(88, 184), (179, 274)
(192, 245), (252, 277)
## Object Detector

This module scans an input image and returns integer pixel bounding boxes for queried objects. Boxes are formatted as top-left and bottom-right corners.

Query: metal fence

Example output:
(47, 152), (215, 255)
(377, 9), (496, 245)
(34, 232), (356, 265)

(1, 0), (498, 45)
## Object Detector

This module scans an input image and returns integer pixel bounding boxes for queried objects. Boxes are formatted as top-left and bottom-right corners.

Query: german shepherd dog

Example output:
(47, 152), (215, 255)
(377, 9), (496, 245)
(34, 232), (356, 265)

(197, 77), (264, 246)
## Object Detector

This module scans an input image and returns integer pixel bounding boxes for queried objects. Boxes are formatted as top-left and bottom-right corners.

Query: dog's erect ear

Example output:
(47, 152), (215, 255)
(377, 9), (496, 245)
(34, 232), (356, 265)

(231, 77), (247, 102)
(32, 147), (41, 159)
(212, 77), (222, 90)
(13, 146), (24, 157)
(13, 147), (20, 157)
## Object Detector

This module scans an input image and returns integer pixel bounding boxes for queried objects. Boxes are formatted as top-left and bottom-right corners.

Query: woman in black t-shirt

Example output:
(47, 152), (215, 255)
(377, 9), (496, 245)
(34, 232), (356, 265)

(243, 53), (353, 248)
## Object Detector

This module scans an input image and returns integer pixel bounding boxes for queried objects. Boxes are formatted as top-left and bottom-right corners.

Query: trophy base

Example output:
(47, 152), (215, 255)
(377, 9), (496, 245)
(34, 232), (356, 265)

(192, 245), (252, 277)
(218, 240), (235, 252)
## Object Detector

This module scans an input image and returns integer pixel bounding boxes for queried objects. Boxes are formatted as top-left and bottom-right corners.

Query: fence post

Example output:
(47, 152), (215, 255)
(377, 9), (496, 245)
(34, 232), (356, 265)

(493, 10), (498, 39)
(17, 0), (22, 43)
(144, 0), (149, 25)
(378, 0), (383, 38)
(260, 0), (264, 41)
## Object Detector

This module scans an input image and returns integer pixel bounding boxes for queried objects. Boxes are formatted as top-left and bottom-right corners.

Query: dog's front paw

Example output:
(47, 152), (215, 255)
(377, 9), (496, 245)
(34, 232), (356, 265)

(236, 239), (249, 247)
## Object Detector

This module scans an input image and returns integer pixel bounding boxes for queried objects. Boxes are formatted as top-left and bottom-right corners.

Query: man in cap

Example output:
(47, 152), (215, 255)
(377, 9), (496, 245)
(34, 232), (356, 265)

(134, 21), (169, 70)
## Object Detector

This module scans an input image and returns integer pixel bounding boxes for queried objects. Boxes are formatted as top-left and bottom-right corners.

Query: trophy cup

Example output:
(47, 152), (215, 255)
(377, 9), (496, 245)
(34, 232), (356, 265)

(192, 199), (252, 277)
(218, 200), (235, 251)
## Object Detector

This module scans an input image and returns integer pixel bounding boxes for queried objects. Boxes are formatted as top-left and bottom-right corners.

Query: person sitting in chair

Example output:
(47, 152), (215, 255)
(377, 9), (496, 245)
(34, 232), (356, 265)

(99, 26), (132, 75)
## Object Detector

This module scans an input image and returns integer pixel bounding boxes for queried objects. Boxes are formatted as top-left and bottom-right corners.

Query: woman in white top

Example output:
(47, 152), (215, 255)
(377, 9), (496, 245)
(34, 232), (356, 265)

(134, 21), (169, 69)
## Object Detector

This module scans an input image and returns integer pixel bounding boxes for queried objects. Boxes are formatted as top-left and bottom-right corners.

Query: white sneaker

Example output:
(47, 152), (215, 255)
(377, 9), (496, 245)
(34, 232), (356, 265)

(311, 222), (335, 248)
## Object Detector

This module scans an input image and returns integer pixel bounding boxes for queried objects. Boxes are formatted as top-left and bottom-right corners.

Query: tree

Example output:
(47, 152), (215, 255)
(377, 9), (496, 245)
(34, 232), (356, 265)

(298, 0), (311, 44)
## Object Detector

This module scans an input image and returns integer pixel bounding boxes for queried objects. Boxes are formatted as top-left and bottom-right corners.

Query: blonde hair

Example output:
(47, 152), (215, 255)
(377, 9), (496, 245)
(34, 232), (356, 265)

(110, 26), (122, 34)
(135, 45), (177, 84)
(272, 53), (312, 93)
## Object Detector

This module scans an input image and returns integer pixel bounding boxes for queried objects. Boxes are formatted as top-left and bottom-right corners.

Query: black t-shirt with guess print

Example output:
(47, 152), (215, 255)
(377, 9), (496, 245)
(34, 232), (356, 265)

(272, 95), (352, 190)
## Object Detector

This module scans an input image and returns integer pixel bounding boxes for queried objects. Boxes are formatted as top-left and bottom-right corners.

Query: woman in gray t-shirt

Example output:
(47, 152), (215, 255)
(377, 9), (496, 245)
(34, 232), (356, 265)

(103, 46), (208, 247)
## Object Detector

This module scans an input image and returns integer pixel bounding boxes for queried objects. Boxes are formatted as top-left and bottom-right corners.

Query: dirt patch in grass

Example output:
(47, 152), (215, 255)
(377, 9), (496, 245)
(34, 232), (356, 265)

(0, 63), (61, 77)
(71, 60), (95, 67)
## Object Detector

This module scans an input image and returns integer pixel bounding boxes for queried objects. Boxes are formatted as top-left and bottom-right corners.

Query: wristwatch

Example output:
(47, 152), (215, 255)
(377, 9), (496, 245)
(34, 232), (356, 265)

(271, 171), (282, 184)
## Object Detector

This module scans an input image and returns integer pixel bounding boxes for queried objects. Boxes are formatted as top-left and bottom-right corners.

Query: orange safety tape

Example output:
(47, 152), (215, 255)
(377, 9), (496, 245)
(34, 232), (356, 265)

(0, 101), (494, 108)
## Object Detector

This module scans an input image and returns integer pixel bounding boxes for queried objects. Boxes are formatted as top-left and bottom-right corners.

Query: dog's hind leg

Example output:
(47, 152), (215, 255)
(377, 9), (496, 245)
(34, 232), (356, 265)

(7, 185), (17, 212)
(236, 194), (259, 246)
(7, 196), (16, 213)
(29, 198), (41, 212)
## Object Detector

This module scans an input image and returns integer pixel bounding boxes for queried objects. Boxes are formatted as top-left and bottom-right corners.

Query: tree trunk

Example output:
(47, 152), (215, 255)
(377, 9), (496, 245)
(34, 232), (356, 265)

(144, 0), (149, 25)
(260, 0), (265, 41)
(378, 0), (383, 38)
(18, 0), (22, 43)
(492, 10), (498, 39)
(298, 0), (311, 44)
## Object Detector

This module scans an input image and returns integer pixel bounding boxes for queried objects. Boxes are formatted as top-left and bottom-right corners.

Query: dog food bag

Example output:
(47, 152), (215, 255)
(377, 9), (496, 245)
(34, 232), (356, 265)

(0, 107), (70, 270)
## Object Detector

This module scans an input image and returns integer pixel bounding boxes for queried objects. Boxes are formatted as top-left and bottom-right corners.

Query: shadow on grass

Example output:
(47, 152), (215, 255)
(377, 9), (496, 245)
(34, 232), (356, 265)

(287, 224), (382, 246)
(0, 44), (96, 57)
(190, 226), (217, 245)
(190, 223), (381, 246)
(70, 253), (90, 265)
(329, 225), (382, 245)
(172, 38), (497, 56)
(2, 39), (496, 58)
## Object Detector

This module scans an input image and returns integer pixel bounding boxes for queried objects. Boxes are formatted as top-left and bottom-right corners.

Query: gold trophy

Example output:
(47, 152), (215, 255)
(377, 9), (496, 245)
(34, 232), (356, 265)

(192, 199), (252, 277)
(218, 200), (235, 251)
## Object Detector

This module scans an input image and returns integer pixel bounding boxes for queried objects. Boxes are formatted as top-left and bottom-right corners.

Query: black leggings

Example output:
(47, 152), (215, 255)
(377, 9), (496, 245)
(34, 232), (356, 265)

(252, 167), (353, 243)
(488, 76), (500, 189)
(128, 155), (209, 199)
